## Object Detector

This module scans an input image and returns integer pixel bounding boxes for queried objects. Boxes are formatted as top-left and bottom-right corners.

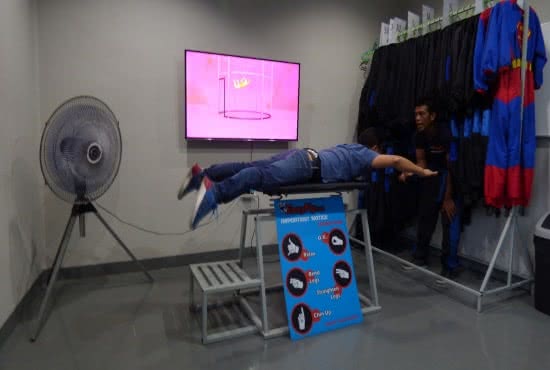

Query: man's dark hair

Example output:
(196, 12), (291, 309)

(358, 127), (380, 148)
(415, 96), (437, 114)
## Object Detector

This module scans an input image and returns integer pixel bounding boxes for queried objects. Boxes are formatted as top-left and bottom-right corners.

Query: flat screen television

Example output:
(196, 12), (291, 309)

(185, 50), (300, 141)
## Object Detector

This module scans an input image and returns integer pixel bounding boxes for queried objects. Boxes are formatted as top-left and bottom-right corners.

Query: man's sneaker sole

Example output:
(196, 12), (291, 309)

(178, 168), (195, 200)
(190, 177), (215, 229)
(191, 182), (208, 228)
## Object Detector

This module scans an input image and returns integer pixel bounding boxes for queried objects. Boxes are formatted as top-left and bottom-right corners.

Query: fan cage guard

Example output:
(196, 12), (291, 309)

(40, 96), (122, 203)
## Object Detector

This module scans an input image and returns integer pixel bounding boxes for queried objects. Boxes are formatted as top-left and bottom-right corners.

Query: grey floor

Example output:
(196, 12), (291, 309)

(1, 250), (550, 370)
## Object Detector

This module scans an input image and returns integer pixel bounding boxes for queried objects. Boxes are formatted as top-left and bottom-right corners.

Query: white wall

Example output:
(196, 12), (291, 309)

(0, 0), (43, 331)
(32, 0), (550, 273)
(525, 0), (550, 22)
(37, 0), (403, 267)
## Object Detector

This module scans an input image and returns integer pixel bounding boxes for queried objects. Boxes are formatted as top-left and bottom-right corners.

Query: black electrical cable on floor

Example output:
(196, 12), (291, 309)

(94, 199), (239, 236)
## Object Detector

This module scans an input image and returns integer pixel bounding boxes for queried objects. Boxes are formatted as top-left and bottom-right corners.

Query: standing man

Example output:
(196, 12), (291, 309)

(401, 98), (462, 278)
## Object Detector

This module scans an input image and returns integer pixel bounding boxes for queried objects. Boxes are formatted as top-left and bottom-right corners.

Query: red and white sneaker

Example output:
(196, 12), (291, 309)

(190, 176), (217, 229)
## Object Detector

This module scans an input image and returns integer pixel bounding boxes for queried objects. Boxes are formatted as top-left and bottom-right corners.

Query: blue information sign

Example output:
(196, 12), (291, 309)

(274, 195), (363, 340)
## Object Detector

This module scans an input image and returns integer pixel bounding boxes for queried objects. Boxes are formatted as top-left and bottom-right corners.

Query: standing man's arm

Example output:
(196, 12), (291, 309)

(441, 153), (456, 219)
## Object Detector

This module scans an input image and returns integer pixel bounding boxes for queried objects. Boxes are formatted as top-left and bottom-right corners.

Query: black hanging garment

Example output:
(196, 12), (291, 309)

(356, 13), (484, 234)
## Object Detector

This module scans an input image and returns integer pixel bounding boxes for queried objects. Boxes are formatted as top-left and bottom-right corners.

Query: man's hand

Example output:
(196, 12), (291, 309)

(335, 268), (350, 279)
(287, 238), (300, 256)
(421, 168), (438, 177)
(441, 198), (456, 219)
(331, 235), (344, 246)
(398, 172), (414, 182)
(290, 278), (304, 289)
(298, 307), (306, 330)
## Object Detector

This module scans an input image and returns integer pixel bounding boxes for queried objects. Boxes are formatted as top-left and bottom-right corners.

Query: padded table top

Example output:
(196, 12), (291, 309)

(263, 182), (367, 196)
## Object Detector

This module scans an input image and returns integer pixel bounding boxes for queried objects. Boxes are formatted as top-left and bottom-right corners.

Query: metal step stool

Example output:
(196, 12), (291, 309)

(189, 260), (262, 343)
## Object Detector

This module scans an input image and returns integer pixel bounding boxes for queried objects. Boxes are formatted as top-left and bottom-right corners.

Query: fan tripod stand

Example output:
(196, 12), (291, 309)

(31, 200), (153, 341)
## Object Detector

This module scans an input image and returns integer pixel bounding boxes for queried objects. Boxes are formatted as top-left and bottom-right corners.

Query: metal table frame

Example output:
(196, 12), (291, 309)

(189, 193), (382, 343)
(234, 203), (381, 339)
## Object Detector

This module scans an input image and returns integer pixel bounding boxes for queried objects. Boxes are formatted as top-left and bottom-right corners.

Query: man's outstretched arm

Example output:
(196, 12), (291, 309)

(371, 155), (437, 177)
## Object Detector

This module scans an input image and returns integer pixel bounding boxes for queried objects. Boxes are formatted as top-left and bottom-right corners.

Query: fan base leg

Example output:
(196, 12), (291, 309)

(30, 211), (77, 342)
(30, 202), (153, 342)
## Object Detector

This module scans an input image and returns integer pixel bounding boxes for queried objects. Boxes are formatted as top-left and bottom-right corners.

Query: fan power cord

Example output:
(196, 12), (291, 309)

(94, 200), (239, 236)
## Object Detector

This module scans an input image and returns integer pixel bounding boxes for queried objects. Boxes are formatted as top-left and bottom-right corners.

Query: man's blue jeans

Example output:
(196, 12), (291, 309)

(204, 149), (314, 203)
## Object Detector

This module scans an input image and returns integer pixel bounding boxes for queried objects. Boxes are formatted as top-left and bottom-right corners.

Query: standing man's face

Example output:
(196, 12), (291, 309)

(415, 105), (436, 131)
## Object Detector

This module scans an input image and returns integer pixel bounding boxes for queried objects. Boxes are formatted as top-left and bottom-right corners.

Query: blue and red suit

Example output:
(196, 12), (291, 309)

(474, 8), (494, 94)
(475, 0), (546, 208)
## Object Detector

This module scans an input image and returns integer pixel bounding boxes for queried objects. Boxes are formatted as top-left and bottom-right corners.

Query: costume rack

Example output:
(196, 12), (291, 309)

(361, 0), (534, 312)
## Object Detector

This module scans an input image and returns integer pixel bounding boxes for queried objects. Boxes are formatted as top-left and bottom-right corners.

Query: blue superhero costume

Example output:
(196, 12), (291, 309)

(475, 0), (546, 208)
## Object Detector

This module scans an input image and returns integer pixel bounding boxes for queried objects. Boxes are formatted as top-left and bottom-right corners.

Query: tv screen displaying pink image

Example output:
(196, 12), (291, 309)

(185, 50), (300, 141)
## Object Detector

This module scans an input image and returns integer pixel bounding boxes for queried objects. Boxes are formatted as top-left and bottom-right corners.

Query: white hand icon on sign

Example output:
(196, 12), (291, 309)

(335, 268), (349, 279)
(289, 278), (304, 289)
(331, 235), (344, 246)
(298, 307), (306, 330)
(287, 238), (300, 256)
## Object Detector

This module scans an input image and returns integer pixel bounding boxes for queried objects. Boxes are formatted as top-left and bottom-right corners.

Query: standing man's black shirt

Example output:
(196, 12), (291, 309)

(415, 123), (452, 171)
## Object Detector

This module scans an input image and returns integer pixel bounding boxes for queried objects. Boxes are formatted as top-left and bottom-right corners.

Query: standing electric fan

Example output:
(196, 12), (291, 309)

(33, 96), (153, 341)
